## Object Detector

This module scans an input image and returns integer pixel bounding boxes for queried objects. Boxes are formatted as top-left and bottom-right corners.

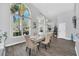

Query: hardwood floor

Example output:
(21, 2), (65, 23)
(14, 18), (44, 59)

(5, 38), (76, 56)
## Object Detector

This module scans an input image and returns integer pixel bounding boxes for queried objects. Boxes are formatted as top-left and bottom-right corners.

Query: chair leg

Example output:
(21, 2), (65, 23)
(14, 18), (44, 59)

(37, 45), (39, 50)
(50, 40), (51, 43)
(39, 42), (41, 46)
(48, 43), (50, 48)
(26, 47), (28, 51)
(44, 44), (47, 50)
(34, 47), (38, 56)
(29, 48), (31, 56)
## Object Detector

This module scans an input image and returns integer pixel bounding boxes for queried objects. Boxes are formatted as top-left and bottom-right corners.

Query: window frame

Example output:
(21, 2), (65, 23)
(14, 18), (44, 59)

(10, 3), (31, 37)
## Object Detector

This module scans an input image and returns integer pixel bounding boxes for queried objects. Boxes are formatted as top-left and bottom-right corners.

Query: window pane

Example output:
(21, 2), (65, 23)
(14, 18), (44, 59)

(13, 12), (21, 36)
(23, 18), (29, 35)
(10, 3), (31, 36)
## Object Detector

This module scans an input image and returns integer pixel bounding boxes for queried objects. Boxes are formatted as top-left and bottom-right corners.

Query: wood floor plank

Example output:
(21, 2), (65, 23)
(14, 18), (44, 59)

(5, 38), (76, 56)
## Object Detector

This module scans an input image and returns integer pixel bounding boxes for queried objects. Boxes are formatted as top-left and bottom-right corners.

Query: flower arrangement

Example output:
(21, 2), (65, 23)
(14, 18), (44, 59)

(0, 31), (7, 43)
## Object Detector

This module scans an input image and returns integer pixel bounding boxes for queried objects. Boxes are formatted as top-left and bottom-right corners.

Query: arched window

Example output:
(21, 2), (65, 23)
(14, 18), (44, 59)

(10, 3), (31, 36)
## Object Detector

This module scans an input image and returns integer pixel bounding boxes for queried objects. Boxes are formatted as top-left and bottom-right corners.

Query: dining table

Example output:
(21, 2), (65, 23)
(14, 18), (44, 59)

(30, 35), (45, 43)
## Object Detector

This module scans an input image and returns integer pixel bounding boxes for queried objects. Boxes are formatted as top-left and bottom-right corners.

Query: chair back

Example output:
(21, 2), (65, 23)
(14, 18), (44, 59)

(23, 34), (29, 42)
(24, 34), (37, 49)
(23, 34), (30, 48)
(27, 38), (36, 49)
(45, 34), (51, 43)
(48, 32), (53, 39)
(45, 32), (53, 43)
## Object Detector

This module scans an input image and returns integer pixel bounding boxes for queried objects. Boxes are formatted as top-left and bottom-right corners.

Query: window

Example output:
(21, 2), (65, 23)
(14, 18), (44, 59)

(10, 3), (31, 36)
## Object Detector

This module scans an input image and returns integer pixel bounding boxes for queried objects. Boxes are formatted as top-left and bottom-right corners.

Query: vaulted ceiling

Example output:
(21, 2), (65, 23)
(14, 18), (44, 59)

(32, 3), (74, 19)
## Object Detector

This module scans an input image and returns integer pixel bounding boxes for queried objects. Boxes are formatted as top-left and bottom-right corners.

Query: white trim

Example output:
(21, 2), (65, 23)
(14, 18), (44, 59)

(5, 40), (25, 47)
(75, 46), (78, 56)
(10, 3), (31, 37)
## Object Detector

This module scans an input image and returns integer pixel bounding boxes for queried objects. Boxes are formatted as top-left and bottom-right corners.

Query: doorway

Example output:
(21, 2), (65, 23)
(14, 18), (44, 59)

(58, 23), (66, 39)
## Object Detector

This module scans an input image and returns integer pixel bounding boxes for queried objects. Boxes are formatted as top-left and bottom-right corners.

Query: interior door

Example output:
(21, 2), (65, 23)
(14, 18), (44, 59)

(58, 23), (66, 39)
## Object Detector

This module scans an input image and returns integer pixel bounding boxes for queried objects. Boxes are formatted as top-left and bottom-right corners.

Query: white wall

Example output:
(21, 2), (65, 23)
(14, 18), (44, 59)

(0, 3), (10, 36)
(57, 10), (74, 40)
(33, 3), (77, 40)
(0, 3), (79, 46)
(57, 4), (79, 41)
(0, 4), (26, 46)
(0, 3), (48, 46)
(74, 4), (79, 56)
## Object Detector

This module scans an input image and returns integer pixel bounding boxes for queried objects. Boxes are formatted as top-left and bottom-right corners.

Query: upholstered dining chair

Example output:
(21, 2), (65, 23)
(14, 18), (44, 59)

(24, 35), (39, 56)
(41, 33), (51, 50)
(49, 32), (53, 42)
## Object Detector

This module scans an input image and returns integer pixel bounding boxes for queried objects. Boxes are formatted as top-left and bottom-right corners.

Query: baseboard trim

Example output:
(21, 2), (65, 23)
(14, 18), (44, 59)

(5, 40), (25, 47)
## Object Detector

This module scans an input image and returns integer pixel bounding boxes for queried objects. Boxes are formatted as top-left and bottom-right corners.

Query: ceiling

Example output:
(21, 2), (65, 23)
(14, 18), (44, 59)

(32, 3), (74, 19)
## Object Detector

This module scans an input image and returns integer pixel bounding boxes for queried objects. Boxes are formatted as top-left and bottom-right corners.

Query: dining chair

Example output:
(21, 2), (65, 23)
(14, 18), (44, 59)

(23, 34), (29, 51)
(48, 32), (53, 41)
(41, 33), (51, 50)
(24, 35), (39, 56)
